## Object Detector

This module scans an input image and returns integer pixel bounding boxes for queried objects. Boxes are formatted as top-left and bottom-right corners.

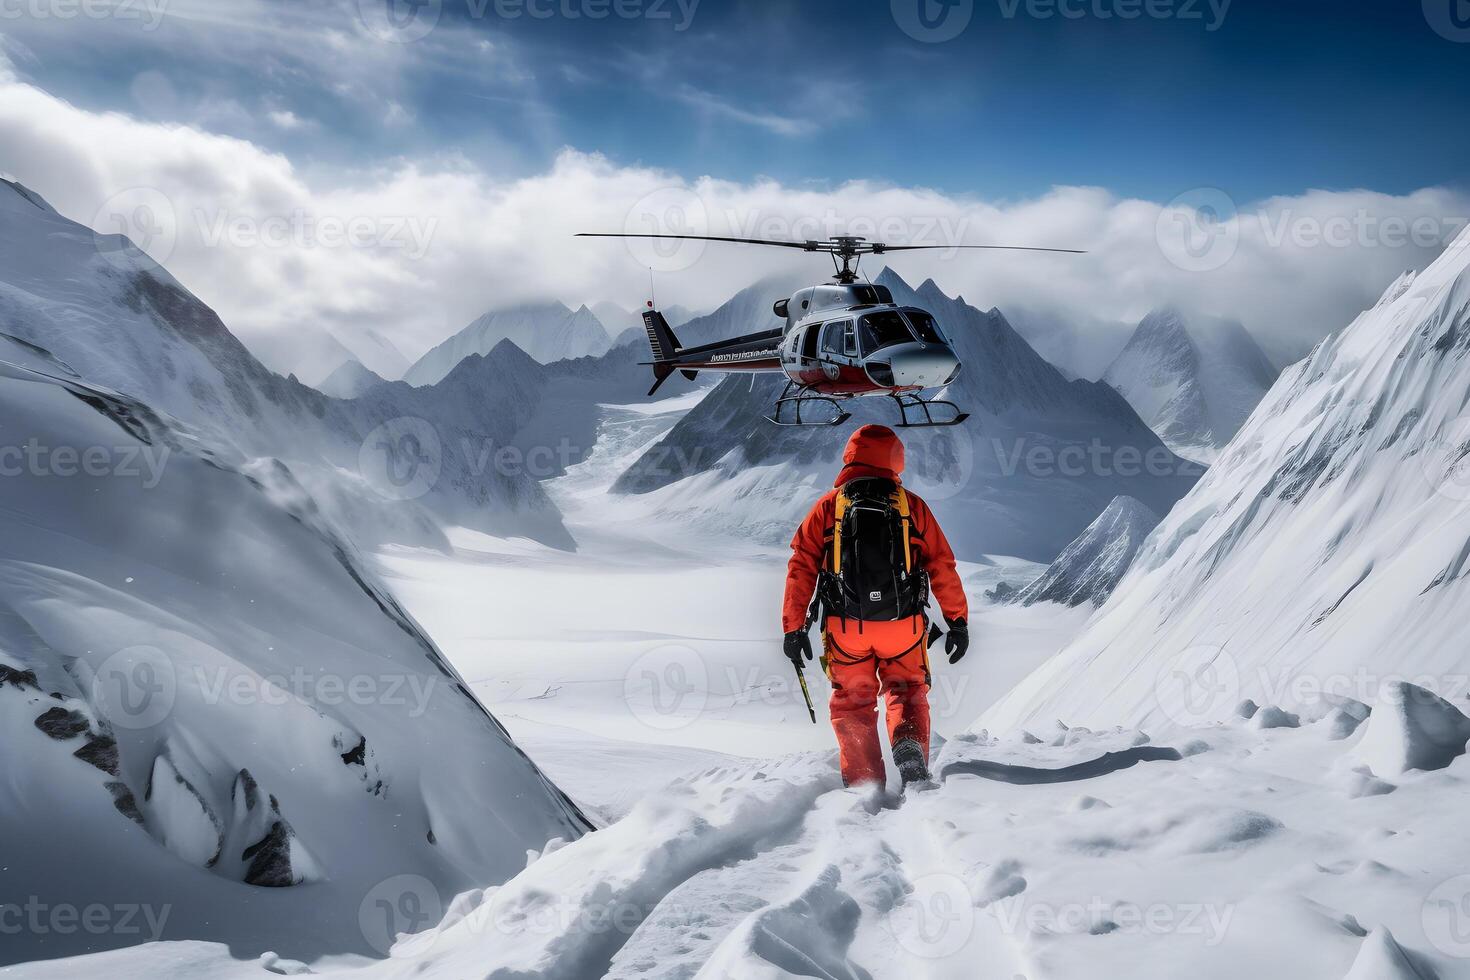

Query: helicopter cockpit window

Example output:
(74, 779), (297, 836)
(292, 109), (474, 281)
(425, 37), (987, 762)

(858, 311), (917, 354)
(903, 310), (946, 344)
(822, 319), (853, 356)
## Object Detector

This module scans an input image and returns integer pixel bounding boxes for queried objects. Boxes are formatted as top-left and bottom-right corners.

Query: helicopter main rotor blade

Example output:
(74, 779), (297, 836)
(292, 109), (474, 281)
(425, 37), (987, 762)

(577, 233), (1087, 255)
(575, 233), (820, 250)
(874, 244), (1088, 254)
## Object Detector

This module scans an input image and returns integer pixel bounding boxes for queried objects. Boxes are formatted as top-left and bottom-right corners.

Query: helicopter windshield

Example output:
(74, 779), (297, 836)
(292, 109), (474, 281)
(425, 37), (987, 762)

(858, 311), (917, 354)
(903, 309), (946, 345)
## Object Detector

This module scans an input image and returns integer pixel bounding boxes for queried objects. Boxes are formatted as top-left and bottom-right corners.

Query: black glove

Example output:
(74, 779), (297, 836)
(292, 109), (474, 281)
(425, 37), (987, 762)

(944, 617), (969, 664)
(784, 629), (814, 670)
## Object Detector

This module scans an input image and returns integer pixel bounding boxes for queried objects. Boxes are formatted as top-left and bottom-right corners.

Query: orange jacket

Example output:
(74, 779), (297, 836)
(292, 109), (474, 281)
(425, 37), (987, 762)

(782, 425), (969, 633)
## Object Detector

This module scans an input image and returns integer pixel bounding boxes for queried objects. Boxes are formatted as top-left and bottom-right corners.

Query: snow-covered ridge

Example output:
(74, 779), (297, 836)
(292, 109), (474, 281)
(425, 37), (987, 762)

(0, 178), (571, 549)
(0, 333), (589, 964)
(1103, 307), (1278, 464)
(984, 229), (1470, 731)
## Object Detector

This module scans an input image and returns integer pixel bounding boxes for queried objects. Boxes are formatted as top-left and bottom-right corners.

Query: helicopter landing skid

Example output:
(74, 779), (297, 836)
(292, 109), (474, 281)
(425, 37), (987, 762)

(890, 392), (970, 428)
(765, 383), (852, 427)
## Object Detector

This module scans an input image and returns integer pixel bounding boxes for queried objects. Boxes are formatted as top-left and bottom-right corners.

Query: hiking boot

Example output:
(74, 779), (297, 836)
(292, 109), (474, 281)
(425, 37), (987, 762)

(892, 738), (931, 786)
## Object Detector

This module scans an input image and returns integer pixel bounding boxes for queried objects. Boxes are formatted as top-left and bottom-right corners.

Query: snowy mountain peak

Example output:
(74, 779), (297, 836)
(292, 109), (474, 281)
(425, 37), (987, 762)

(315, 358), (386, 399)
(403, 299), (613, 385)
(1103, 306), (1278, 463)
(1012, 495), (1161, 607)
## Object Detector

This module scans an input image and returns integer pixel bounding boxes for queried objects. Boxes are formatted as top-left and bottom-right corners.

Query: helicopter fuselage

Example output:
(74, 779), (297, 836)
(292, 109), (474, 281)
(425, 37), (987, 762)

(641, 280), (962, 399)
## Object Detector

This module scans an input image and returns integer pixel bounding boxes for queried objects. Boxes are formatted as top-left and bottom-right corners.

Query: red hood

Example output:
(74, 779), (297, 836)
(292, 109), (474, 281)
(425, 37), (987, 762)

(834, 424), (905, 487)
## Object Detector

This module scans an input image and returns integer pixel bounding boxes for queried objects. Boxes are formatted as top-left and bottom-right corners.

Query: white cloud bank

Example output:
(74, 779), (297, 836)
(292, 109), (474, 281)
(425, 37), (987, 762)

(1, 59), (1466, 379)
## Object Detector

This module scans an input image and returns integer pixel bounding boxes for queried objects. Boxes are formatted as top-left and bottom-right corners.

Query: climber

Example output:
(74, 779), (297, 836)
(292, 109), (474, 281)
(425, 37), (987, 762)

(782, 424), (970, 788)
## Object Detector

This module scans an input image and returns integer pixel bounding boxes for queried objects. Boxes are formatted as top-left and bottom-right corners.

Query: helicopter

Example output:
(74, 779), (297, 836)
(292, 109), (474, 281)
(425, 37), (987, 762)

(576, 233), (1085, 427)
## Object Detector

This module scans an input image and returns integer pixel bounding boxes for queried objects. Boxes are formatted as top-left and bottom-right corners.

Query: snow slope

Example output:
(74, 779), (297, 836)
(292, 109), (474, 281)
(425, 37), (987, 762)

(0, 178), (570, 549)
(613, 269), (1202, 563)
(403, 301), (612, 384)
(22, 715), (1470, 979)
(985, 230), (1470, 733)
(1011, 495), (1160, 607)
(0, 334), (589, 967)
(1103, 307), (1279, 463)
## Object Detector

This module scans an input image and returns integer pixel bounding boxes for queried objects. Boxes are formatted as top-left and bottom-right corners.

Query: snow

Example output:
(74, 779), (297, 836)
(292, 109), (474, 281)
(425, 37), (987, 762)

(1350, 681), (1470, 776)
(983, 229), (1470, 734)
(1343, 928), (1438, 980)
(8, 177), (1470, 979)
(25, 716), (1470, 978)
(0, 334), (587, 966)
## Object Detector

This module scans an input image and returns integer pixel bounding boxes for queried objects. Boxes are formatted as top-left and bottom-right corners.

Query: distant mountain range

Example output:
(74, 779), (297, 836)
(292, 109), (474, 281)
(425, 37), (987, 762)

(403, 301), (614, 385)
(0, 177), (571, 550)
(612, 268), (1203, 563)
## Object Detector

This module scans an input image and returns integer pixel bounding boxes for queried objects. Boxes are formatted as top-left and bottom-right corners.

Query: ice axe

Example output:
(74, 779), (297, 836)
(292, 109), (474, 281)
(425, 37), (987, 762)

(793, 663), (817, 724)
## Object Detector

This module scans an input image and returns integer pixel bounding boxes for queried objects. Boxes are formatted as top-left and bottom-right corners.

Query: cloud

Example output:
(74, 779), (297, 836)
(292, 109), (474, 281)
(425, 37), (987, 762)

(670, 83), (805, 136)
(2, 66), (1466, 382)
(266, 109), (308, 130)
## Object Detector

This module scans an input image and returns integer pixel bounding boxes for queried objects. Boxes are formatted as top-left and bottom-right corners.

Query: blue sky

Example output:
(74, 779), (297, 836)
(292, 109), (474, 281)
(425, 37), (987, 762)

(8, 0), (1468, 204)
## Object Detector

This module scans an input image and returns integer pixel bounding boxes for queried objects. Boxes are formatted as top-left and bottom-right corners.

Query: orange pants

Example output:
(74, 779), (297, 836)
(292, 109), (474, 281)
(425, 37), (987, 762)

(823, 617), (931, 787)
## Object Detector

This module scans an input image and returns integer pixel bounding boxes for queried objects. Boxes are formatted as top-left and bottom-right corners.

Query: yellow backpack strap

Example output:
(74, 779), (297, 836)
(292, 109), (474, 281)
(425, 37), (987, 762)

(894, 488), (912, 572)
(831, 489), (850, 574)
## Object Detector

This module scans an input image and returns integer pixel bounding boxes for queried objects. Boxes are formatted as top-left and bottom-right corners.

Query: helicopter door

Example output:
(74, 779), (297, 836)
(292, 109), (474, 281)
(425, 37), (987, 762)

(800, 322), (822, 362)
(820, 319), (853, 380)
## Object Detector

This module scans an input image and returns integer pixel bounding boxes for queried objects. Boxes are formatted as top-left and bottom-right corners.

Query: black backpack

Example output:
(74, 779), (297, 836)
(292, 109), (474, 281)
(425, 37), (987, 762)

(819, 478), (927, 623)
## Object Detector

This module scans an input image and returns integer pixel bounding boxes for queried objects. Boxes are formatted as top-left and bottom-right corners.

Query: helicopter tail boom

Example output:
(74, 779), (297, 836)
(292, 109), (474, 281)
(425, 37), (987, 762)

(642, 307), (684, 395)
